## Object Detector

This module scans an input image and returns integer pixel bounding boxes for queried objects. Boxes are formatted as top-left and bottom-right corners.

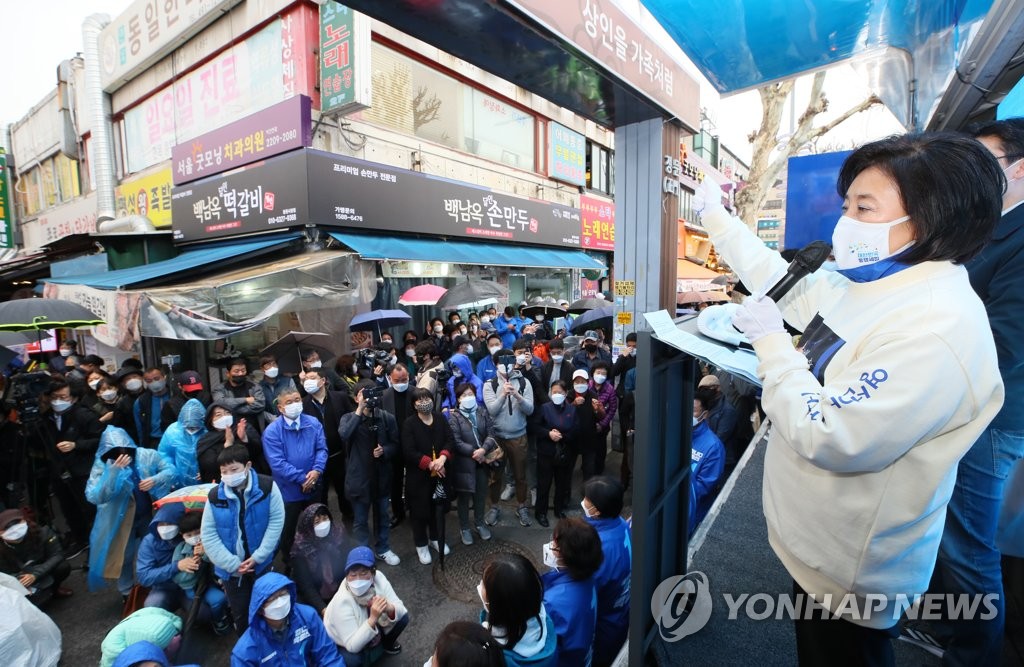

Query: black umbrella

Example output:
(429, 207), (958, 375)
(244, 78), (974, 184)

(0, 298), (104, 331)
(566, 296), (610, 314)
(569, 305), (614, 334)
(435, 281), (507, 310)
(521, 297), (567, 318)
(260, 331), (337, 375)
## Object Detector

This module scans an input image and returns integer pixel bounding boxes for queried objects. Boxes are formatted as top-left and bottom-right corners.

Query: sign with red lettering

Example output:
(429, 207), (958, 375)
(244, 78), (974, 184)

(580, 194), (615, 251)
(319, 3), (371, 115)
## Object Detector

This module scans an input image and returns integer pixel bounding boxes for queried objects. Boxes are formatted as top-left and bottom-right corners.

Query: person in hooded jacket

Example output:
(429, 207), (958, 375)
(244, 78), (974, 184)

(443, 353), (484, 410)
(580, 477), (631, 667)
(111, 640), (199, 667)
(231, 571), (344, 667)
(86, 426), (176, 597)
(196, 402), (265, 483)
(541, 518), (602, 667)
(448, 382), (500, 546)
(478, 553), (558, 667)
(101, 608), (185, 667)
(290, 503), (348, 615)
(0, 508), (72, 603)
(157, 398), (207, 490)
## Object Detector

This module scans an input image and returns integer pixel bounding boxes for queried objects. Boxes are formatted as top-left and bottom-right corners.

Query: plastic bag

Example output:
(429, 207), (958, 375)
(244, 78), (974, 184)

(0, 572), (62, 667)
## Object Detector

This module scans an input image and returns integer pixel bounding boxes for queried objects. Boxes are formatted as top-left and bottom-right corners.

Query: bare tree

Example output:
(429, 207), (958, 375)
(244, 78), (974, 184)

(734, 71), (882, 225)
(413, 86), (442, 130)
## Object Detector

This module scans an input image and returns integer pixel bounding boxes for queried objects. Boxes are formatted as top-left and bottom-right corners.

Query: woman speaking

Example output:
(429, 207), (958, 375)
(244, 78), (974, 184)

(694, 132), (1005, 664)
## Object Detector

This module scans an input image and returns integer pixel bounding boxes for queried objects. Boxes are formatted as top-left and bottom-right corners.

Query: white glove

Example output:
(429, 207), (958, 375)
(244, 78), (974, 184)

(692, 177), (724, 215)
(732, 296), (786, 343)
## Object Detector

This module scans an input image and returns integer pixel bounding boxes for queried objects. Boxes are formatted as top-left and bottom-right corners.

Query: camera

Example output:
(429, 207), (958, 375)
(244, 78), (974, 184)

(161, 354), (181, 367)
(356, 347), (392, 372)
(362, 385), (385, 409)
(434, 360), (453, 385)
(4, 372), (52, 424)
(498, 355), (516, 373)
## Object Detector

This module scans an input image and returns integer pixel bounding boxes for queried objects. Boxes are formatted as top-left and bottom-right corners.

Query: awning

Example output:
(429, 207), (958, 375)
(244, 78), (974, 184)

(43, 234), (303, 290)
(329, 232), (606, 271)
(676, 259), (720, 281)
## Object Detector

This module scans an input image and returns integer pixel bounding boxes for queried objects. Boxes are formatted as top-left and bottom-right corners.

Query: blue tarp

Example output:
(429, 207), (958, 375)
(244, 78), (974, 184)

(329, 231), (606, 270)
(42, 234), (302, 290)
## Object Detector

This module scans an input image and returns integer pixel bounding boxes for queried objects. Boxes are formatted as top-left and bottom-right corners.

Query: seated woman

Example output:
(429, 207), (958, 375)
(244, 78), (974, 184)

(541, 518), (603, 667)
(196, 402), (265, 482)
(100, 606), (184, 667)
(290, 503), (348, 615)
(428, 620), (507, 667)
(478, 553), (558, 667)
(0, 508), (72, 604)
(323, 546), (409, 666)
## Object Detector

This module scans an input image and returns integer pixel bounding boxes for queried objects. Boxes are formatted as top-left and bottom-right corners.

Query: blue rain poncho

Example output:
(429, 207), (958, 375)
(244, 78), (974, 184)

(157, 398), (207, 489)
(86, 426), (175, 591)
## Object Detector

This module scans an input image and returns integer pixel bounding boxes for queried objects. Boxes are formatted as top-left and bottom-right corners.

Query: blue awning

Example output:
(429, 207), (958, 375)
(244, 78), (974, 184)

(329, 232), (606, 271)
(43, 234), (302, 290)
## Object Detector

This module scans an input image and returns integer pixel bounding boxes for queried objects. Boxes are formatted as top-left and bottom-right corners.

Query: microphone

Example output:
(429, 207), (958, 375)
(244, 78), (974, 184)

(756, 240), (832, 302)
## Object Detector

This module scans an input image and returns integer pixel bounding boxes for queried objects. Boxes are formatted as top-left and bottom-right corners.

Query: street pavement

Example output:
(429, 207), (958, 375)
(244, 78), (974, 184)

(48, 451), (631, 666)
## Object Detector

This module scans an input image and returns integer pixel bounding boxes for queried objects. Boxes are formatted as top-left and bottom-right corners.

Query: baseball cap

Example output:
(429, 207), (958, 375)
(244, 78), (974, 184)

(583, 330), (600, 342)
(345, 546), (376, 572)
(698, 374), (720, 388)
(572, 369), (590, 380)
(178, 370), (204, 392)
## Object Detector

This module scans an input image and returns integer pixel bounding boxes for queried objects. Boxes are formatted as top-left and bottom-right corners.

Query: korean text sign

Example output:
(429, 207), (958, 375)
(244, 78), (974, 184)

(319, 3), (371, 115)
(171, 95), (312, 185)
(115, 168), (174, 227)
(580, 194), (615, 251)
(548, 122), (586, 186)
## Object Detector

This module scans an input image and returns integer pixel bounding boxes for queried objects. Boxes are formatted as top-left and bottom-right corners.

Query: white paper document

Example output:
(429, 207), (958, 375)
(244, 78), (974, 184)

(643, 309), (762, 386)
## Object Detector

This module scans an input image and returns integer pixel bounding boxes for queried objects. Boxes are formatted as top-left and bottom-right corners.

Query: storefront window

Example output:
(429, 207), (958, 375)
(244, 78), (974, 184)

(361, 44), (536, 171)
(586, 142), (614, 196)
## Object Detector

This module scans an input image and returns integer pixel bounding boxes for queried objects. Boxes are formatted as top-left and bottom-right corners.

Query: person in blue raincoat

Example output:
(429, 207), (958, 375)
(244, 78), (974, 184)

(581, 476), (631, 667)
(231, 571), (345, 667)
(158, 398), (207, 490)
(86, 425), (176, 596)
(541, 518), (602, 667)
(442, 353), (484, 410)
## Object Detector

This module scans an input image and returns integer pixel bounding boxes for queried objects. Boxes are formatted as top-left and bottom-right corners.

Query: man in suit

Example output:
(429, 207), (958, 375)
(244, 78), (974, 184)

(541, 338), (575, 390)
(301, 370), (356, 521)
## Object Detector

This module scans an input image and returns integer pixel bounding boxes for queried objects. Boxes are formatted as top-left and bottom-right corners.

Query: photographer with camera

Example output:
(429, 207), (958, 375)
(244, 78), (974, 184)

(483, 350), (535, 528)
(357, 345), (394, 388)
(338, 381), (401, 567)
(36, 378), (105, 552)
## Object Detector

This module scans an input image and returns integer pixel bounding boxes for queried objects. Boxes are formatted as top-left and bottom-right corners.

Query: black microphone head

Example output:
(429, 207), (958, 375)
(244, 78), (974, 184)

(793, 240), (833, 274)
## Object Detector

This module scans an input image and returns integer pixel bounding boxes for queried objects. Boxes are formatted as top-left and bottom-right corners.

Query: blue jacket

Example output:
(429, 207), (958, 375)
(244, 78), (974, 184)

(495, 314), (521, 349)
(444, 353), (484, 409)
(587, 516), (631, 665)
(689, 420), (725, 533)
(136, 503), (186, 592)
(542, 570), (597, 667)
(476, 355), (499, 384)
(481, 607), (559, 667)
(259, 376), (297, 424)
(157, 398), (207, 490)
(967, 202), (1024, 430)
(86, 426), (176, 591)
(201, 469), (284, 580)
(231, 572), (344, 667)
(261, 413), (328, 502)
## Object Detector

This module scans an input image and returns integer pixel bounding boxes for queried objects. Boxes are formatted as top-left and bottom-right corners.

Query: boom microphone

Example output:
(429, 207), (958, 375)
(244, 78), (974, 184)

(758, 240), (832, 303)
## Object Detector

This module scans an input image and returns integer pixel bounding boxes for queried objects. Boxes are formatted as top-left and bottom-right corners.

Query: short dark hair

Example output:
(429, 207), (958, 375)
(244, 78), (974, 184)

(217, 444), (250, 468)
(512, 338), (532, 352)
(591, 360), (610, 373)
(411, 387), (433, 403)
(376, 340), (395, 353)
(548, 338), (565, 351)
(415, 340), (438, 360)
(258, 355), (277, 368)
(836, 132), (1003, 265)
(388, 364), (408, 379)
(626, 332), (637, 343)
(434, 621), (506, 667)
(503, 306), (515, 317)
(430, 317), (444, 328)
(584, 475), (624, 518)
(486, 333), (501, 344)
(695, 387), (717, 412)
(145, 367), (164, 375)
(492, 347), (513, 365)
(178, 511), (202, 534)
(968, 117), (1024, 164)
(300, 348), (320, 362)
(550, 379), (569, 394)
(226, 357), (247, 371)
(45, 378), (70, 396)
(454, 382), (475, 399)
(553, 517), (604, 581)
(482, 553), (543, 648)
(402, 330), (418, 345)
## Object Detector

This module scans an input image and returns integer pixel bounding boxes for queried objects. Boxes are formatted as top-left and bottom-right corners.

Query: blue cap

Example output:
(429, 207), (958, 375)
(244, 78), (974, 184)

(345, 546), (376, 572)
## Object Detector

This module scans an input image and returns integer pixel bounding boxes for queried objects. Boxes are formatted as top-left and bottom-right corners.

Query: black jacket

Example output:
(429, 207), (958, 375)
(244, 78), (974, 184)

(541, 359), (576, 390)
(303, 389), (355, 457)
(402, 412), (456, 521)
(0, 524), (66, 590)
(38, 403), (104, 478)
(338, 408), (399, 502)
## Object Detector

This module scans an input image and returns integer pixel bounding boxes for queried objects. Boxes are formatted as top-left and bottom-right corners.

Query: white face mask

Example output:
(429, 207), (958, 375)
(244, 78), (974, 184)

(213, 414), (234, 431)
(101, 389), (118, 402)
(59, 349), (72, 357)
(89, 379), (101, 390)
(2, 521), (28, 542)
(283, 402), (303, 419)
(303, 379), (321, 394)
(550, 393), (566, 406)
(51, 399), (73, 414)
(405, 347), (415, 357)
(351, 364), (359, 375)
(348, 578), (373, 597)
(831, 214), (911, 269)
(534, 314), (545, 322)
(146, 379), (166, 393)
(551, 354), (564, 363)
(392, 382), (409, 393)
(477, 581), (489, 612)
(481, 316), (490, 323)
(574, 383), (589, 394)
(488, 345), (501, 356)
(314, 520), (332, 538)
(185, 426), (201, 435)
(515, 354), (528, 366)
(308, 360), (322, 369)
(693, 415), (700, 426)
(459, 395), (477, 411)
(184, 534), (201, 546)
(465, 344), (474, 355)
(593, 373), (607, 385)
(157, 525), (179, 540)
(263, 595), (291, 621)
(433, 325), (444, 334)
(222, 469), (248, 488)
(264, 366), (279, 379)
(581, 500), (596, 518)
(125, 378), (143, 392)
(542, 542), (560, 569)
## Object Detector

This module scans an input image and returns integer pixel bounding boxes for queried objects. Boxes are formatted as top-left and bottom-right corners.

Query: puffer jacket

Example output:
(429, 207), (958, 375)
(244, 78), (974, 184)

(157, 398), (207, 490)
(443, 353), (484, 409)
(135, 503), (186, 592)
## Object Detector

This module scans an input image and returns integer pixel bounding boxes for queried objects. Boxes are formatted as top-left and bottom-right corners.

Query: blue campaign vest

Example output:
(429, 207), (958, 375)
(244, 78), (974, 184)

(207, 471), (275, 579)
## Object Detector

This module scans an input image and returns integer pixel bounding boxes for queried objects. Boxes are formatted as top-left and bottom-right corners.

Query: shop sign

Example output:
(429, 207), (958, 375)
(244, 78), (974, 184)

(42, 282), (142, 351)
(115, 167), (174, 228)
(0, 155), (11, 249)
(319, 3), (372, 115)
(506, 0), (699, 130)
(616, 311), (633, 325)
(306, 149), (583, 248)
(615, 280), (636, 296)
(170, 149), (309, 243)
(580, 194), (615, 251)
(99, 0), (242, 91)
(580, 277), (600, 298)
(171, 95), (312, 185)
(548, 122), (586, 186)
(22, 193), (98, 251)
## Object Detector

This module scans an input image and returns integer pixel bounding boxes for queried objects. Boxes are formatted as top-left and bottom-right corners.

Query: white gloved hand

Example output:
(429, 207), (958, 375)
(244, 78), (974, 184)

(732, 296), (786, 343)
(692, 177), (724, 215)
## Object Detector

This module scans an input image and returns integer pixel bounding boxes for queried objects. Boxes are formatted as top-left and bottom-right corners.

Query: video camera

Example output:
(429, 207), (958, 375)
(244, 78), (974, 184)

(4, 372), (52, 424)
(356, 347), (392, 373)
(362, 385), (385, 409)
(434, 360), (454, 385)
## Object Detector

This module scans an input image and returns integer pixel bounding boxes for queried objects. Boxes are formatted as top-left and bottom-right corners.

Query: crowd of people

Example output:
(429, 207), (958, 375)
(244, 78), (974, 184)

(0, 301), (638, 666)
